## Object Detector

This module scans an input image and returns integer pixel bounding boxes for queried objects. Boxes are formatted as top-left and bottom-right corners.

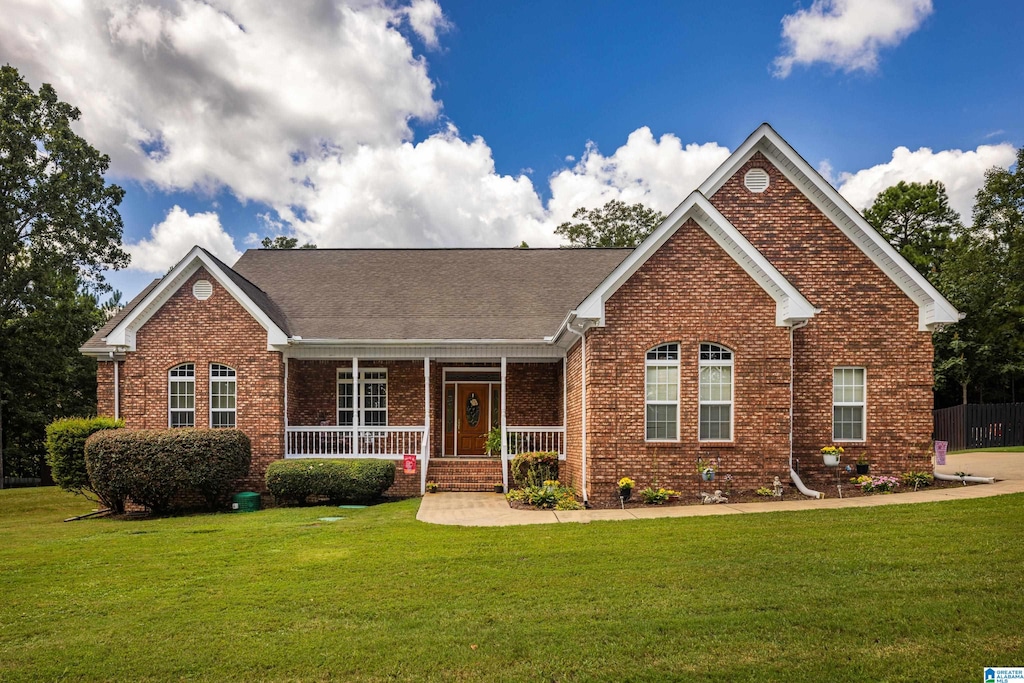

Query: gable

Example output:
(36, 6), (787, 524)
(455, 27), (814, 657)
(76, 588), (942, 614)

(573, 192), (817, 330)
(699, 123), (959, 331)
(102, 246), (289, 352)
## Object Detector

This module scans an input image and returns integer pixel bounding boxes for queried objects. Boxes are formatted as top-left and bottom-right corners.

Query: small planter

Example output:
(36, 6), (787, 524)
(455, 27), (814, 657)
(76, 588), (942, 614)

(426, 483), (439, 494)
(493, 484), (504, 494)
(701, 469), (716, 482)
(823, 454), (841, 467)
(856, 463), (870, 475)
(619, 487), (632, 501)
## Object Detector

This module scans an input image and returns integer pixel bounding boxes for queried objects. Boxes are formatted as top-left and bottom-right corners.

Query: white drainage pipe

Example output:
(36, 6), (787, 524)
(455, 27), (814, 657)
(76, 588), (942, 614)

(791, 469), (824, 499)
(934, 470), (995, 485)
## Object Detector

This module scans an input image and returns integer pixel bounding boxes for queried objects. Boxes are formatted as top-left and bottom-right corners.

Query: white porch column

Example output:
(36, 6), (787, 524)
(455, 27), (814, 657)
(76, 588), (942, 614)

(353, 356), (360, 457)
(562, 356), (567, 458)
(422, 357), (430, 495)
(283, 357), (289, 457)
(500, 356), (508, 492)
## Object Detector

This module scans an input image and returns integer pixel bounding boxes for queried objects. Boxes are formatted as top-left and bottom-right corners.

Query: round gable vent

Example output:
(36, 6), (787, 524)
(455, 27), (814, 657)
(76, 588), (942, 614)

(744, 168), (770, 193)
(192, 279), (213, 301)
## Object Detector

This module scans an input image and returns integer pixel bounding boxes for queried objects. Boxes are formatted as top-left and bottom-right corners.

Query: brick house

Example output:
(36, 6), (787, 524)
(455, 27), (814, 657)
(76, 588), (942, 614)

(82, 124), (958, 504)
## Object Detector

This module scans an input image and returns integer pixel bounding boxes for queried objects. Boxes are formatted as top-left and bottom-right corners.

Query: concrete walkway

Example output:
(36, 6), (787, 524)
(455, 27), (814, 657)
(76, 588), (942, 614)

(417, 451), (1024, 526)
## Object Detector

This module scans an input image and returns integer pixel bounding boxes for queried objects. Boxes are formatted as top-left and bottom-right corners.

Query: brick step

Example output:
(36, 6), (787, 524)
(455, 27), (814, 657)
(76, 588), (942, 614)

(427, 459), (503, 492)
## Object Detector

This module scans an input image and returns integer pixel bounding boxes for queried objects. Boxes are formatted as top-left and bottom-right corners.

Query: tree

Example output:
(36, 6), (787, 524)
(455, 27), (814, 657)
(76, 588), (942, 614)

(863, 180), (960, 279)
(261, 235), (316, 249)
(554, 199), (665, 248)
(1, 65), (127, 484)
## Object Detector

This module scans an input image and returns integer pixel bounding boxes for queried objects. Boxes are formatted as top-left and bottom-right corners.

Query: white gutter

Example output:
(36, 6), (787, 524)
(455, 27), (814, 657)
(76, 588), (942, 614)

(788, 320), (823, 499)
(934, 471), (995, 485)
(110, 352), (120, 420)
(564, 321), (589, 504)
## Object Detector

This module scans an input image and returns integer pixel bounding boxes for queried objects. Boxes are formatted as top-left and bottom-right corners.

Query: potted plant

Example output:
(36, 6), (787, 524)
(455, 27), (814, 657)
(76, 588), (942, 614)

(426, 482), (439, 494)
(618, 476), (635, 501)
(493, 483), (504, 494)
(484, 427), (502, 456)
(820, 445), (844, 467)
(856, 453), (869, 475)
(698, 462), (717, 482)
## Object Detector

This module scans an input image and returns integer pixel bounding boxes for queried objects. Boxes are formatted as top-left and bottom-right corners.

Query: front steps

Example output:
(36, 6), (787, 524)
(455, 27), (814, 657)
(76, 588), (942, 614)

(427, 458), (503, 492)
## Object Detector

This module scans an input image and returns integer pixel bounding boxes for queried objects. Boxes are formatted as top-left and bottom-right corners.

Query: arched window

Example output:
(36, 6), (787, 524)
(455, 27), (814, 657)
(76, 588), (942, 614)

(699, 343), (733, 441)
(169, 363), (195, 428)
(645, 343), (679, 440)
(210, 364), (237, 428)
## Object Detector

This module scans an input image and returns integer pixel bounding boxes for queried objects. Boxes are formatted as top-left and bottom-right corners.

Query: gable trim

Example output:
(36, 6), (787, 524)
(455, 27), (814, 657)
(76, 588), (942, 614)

(699, 123), (960, 331)
(104, 246), (289, 351)
(575, 192), (818, 328)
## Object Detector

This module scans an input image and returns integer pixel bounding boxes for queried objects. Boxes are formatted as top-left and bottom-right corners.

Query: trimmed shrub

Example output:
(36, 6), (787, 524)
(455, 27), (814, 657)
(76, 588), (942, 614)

(510, 451), (559, 489)
(265, 459), (396, 506)
(45, 417), (124, 502)
(85, 429), (251, 514)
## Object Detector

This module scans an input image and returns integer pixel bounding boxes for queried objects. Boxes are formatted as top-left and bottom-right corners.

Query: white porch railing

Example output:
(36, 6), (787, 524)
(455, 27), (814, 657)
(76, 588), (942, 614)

(285, 426), (425, 458)
(506, 426), (565, 460)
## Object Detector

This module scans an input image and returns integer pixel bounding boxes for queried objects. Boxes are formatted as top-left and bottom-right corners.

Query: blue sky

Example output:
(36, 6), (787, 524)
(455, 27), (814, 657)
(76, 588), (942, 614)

(2, 0), (1021, 300)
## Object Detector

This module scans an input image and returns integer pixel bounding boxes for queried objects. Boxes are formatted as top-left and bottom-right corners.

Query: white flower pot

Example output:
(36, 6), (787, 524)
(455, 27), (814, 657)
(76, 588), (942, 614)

(823, 454), (841, 467)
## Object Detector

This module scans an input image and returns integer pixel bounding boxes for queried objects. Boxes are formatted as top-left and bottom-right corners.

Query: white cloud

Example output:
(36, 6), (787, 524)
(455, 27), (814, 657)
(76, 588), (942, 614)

(403, 0), (450, 49)
(126, 206), (241, 272)
(773, 0), (933, 77)
(546, 127), (731, 224)
(835, 143), (1018, 219)
(0, 0), (439, 204)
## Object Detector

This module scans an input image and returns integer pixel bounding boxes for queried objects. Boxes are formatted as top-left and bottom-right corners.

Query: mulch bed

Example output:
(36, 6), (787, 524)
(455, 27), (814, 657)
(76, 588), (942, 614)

(510, 475), (982, 511)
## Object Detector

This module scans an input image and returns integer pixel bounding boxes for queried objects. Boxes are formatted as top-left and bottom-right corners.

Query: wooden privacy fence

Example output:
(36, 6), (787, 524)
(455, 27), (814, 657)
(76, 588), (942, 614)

(933, 403), (1024, 451)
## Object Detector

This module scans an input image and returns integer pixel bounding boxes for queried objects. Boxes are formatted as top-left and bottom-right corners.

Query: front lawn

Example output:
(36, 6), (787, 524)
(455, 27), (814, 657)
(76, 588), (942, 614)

(2, 487), (1023, 682)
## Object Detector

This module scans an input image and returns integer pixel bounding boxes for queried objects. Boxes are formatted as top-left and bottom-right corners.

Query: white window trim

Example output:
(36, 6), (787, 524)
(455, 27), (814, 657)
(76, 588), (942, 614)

(833, 366), (867, 443)
(698, 343), (734, 442)
(645, 343), (680, 442)
(209, 363), (237, 429)
(337, 368), (388, 427)
(168, 363), (195, 428)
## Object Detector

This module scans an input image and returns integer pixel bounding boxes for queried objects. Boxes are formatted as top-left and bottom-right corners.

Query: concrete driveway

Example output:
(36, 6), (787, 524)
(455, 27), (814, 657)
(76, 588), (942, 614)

(936, 450), (1024, 480)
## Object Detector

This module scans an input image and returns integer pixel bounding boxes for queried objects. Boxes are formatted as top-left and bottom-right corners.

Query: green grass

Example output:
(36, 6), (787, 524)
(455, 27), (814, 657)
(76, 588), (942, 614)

(951, 446), (1024, 454)
(2, 488), (1023, 682)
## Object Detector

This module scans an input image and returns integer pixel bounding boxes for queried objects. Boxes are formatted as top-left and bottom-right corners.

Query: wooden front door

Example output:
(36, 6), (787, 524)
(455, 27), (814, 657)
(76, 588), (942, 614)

(456, 383), (490, 456)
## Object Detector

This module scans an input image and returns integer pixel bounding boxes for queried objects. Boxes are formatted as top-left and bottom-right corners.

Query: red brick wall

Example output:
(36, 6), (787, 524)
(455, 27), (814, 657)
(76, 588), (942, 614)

(287, 360), (425, 427)
(109, 268), (284, 493)
(710, 153), (934, 478)
(96, 361), (116, 417)
(582, 219), (792, 503)
(563, 339), (583, 492)
(506, 362), (561, 426)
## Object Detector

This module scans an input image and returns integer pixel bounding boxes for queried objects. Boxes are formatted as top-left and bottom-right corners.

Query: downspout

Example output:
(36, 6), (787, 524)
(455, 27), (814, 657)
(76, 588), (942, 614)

(110, 351), (120, 420)
(565, 322), (589, 505)
(788, 320), (823, 499)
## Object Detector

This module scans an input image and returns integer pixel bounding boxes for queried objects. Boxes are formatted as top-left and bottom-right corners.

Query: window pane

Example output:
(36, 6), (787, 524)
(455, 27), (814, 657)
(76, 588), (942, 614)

(699, 404), (731, 440)
(646, 404), (677, 440)
(170, 411), (194, 428)
(833, 406), (863, 440)
(700, 366), (732, 402)
(212, 412), (235, 428)
(646, 365), (678, 401)
(338, 410), (353, 426)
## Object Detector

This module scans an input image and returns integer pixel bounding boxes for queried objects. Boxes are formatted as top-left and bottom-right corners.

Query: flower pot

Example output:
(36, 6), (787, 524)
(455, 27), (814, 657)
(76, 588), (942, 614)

(701, 469), (716, 482)
(619, 487), (632, 501)
(856, 463), (869, 475)
(493, 484), (504, 494)
(823, 454), (840, 467)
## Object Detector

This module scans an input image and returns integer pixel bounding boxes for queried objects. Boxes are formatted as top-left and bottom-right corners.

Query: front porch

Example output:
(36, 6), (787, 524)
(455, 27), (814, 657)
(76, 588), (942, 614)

(282, 357), (566, 493)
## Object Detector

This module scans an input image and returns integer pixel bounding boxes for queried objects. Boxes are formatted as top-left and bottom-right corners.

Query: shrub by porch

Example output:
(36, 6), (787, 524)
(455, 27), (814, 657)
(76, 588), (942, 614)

(265, 458), (396, 505)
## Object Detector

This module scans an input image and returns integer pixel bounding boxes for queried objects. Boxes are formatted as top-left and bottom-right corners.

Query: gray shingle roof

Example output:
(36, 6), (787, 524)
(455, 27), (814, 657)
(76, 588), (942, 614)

(232, 248), (631, 340)
(81, 278), (161, 352)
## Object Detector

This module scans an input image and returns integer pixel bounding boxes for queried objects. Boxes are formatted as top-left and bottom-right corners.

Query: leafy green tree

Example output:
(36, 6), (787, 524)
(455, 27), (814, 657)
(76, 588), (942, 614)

(261, 235), (316, 249)
(1, 65), (127, 483)
(555, 199), (665, 248)
(863, 180), (960, 279)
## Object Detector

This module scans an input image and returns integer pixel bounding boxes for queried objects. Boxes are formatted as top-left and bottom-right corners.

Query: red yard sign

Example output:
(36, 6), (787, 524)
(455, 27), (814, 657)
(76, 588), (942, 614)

(403, 454), (416, 474)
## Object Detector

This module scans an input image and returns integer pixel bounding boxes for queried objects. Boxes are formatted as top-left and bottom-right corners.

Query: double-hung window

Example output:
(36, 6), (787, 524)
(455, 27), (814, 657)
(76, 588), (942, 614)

(338, 369), (388, 426)
(699, 343), (733, 441)
(646, 344), (679, 440)
(833, 367), (866, 441)
(169, 363), (195, 428)
(210, 364), (237, 428)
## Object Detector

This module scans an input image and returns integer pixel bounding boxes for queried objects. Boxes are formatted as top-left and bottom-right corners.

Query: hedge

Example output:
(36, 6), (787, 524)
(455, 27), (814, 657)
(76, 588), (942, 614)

(85, 428), (252, 514)
(510, 451), (560, 489)
(265, 459), (396, 506)
(45, 417), (124, 502)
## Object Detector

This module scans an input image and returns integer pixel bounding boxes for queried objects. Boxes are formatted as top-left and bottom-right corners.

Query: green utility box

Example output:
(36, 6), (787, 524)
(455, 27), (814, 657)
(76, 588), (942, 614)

(232, 492), (261, 513)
